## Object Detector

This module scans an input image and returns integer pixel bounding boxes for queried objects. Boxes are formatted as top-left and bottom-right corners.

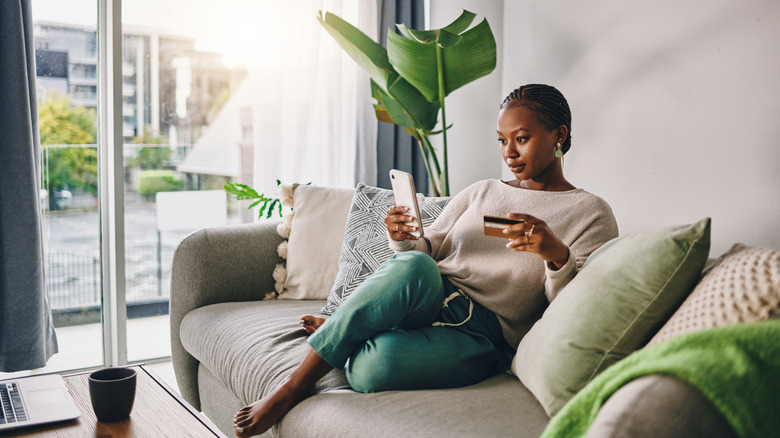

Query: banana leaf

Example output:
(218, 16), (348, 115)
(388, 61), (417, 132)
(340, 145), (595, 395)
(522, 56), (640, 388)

(318, 9), (496, 196)
(388, 11), (496, 103)
(319, 11), (439, 132)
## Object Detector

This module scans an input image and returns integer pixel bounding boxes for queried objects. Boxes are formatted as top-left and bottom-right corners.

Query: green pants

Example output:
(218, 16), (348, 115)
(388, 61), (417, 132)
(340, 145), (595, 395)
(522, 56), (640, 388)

(308, 251), (514, 393)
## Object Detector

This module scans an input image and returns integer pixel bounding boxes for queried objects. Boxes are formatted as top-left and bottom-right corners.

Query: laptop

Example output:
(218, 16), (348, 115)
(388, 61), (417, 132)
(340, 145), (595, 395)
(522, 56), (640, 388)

(0, 374), (80, 431)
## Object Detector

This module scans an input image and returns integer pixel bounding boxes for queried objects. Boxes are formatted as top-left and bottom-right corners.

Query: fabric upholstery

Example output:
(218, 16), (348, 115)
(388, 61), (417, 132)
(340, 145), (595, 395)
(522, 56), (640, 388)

(197, 364), (254, 437)
(180, 300), (350, 406)
(278, 185), (355, 299)
(180, 299), (551, 438)
(171, 205), (769, 438)
(649, 243), (780, 345)
(278, 374), (548, 438)
(512, 218), (711, 416)
(586, 375), (737, 438)
(170, 221), (284, 409)
(321, 183), (449, 315)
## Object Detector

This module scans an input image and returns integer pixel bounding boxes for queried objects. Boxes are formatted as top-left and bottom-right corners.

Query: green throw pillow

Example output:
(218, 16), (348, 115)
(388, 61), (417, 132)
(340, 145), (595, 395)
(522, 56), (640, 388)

(511, 218), (711, 416)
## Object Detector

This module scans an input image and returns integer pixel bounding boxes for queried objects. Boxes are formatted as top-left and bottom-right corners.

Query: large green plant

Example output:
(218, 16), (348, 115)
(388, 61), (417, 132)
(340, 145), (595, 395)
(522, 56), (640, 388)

(318, 10), (496, 196)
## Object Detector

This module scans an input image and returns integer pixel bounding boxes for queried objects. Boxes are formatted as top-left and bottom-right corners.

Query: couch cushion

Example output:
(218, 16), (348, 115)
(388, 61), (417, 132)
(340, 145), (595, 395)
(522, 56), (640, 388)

(183, 300), (551, 438)
(512, 218), (711, 416)
(321, 183), (449, 315)
(180, 300), (350, 405)
(648, 243), (780, 346)
(279, 374), (549, 438)
(276, 185), (355, 299)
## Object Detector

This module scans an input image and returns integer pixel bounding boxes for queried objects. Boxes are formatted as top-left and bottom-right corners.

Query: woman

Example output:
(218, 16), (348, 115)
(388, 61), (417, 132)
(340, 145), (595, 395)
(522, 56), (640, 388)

(234, 84), (619, 437)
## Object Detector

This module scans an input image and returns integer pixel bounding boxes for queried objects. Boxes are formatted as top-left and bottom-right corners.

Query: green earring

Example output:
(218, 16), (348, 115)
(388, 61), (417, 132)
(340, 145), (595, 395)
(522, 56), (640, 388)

(555, 143), (563, 158)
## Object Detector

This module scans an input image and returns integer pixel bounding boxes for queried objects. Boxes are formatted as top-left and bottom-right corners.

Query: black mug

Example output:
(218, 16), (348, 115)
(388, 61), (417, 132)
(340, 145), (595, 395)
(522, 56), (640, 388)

(88, 367), (137, 422)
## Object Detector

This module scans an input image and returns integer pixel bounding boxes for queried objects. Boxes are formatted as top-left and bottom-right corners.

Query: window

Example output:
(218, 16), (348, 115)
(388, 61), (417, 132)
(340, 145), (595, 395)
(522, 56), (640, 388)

(20, 0), (374, 373)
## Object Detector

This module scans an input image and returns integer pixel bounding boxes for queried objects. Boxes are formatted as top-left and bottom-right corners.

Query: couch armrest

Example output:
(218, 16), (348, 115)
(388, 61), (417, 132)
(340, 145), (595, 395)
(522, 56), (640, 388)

(170, 221), (283, 410)
(587, 375), (737, 438)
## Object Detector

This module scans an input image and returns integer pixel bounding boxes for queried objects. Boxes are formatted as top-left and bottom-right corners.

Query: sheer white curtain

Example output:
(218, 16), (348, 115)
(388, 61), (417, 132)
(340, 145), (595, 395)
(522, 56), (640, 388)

(247, 0), (378, 195)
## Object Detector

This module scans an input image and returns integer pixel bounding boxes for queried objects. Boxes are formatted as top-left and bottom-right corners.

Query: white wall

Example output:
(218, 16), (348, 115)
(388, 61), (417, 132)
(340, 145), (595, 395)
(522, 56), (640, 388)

(434, 0), (780, 256)
(429, 0), (505, 194)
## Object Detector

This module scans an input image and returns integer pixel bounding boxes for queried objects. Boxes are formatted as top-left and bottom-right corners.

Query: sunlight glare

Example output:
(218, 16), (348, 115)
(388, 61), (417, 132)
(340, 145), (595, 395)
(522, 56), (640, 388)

(206, 1), (282, 69)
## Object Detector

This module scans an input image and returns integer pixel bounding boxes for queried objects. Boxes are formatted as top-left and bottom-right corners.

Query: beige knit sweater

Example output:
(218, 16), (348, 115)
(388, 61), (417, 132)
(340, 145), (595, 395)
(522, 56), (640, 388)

(390, 179), (619, 348)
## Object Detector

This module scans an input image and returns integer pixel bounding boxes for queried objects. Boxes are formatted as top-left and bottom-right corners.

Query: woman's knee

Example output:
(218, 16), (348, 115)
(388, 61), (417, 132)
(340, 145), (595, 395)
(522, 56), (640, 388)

(378, 251), (443, 308)
(388, 251), (438, 279)
(346, 334), (414, 393)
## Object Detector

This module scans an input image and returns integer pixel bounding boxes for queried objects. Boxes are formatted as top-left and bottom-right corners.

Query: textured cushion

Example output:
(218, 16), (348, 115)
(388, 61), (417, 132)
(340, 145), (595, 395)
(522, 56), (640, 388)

(512, 218), (711, 416)
(648, 243), (780, 346)
(277, 185), (355, 299)
(320, 183), (449, 315)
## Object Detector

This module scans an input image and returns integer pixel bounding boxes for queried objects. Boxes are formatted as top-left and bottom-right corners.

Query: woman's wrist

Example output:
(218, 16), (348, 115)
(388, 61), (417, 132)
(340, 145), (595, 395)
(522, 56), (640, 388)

(546, 249), (570, 271)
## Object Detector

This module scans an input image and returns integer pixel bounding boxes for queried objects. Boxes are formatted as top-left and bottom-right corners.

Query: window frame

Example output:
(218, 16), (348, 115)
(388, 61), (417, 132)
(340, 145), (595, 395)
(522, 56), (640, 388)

(97, 0), (128, 367)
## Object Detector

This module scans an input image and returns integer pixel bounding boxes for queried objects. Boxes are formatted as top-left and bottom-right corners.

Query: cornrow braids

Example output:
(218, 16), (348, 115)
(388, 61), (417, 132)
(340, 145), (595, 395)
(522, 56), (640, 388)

(500, 84), (572, 154)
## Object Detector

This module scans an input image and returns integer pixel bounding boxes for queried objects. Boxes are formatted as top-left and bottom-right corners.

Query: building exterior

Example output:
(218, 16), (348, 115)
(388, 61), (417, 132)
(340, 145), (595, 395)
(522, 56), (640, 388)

(33, 21), (245, 147)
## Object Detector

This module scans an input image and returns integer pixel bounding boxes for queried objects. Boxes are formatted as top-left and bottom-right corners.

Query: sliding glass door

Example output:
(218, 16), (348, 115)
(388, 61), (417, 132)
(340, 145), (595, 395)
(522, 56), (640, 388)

(1, 0), (370, 379)
(120, 1), (249, 362)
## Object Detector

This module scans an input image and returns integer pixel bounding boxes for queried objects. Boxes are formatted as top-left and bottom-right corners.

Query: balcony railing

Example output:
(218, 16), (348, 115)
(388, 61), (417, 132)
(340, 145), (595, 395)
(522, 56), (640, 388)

(47, 243), (175, 310)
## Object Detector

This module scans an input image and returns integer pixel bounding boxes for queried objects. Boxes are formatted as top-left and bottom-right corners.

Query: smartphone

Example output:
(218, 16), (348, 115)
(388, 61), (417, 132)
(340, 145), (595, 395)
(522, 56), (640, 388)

(389, 169), (424, 238)
(483, 215), (525, 237)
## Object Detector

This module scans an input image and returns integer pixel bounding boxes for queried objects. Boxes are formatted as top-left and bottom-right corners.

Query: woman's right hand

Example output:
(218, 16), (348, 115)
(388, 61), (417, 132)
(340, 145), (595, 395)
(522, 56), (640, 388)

(385, 205), (419, 241)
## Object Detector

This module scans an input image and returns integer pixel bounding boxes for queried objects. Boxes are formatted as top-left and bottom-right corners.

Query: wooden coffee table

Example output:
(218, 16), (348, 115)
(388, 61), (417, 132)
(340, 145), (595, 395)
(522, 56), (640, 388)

(5, 364), (225, 437)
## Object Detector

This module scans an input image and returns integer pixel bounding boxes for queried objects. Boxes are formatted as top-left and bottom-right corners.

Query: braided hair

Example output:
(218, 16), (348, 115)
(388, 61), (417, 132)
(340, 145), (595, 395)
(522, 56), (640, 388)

(500, 84), (572, 154)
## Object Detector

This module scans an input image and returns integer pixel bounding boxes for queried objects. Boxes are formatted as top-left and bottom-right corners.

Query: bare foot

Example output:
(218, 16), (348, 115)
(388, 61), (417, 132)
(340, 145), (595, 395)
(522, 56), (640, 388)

(233, 381), (307, 437)
(298, 315), (326, 335)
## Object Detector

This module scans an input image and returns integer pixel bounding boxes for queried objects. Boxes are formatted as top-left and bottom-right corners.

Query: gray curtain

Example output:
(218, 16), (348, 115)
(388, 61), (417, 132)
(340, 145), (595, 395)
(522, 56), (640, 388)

(375, 0), (428, 193)
(0, 0), (58, 372)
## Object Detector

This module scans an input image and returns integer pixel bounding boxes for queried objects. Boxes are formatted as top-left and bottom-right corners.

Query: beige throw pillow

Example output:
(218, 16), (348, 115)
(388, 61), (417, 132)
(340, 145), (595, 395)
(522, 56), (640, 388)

(648, 243), (780, 345)
(276, 185), (355, 300)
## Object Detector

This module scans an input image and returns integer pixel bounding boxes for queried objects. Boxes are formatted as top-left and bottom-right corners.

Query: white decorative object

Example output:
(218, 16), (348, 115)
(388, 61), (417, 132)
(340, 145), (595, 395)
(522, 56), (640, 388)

(279, 183), (296, 208)
(277, 241), (288, 259)
(276, 216), (292, 239)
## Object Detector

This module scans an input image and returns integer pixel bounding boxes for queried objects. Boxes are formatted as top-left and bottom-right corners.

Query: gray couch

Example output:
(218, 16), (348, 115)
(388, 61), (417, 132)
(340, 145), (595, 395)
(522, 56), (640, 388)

(170, 220), (742, 438)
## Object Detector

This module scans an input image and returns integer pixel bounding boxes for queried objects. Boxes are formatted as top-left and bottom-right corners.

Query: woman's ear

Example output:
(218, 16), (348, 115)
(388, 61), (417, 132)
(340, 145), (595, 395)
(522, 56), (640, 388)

(556, 125), (568, 145)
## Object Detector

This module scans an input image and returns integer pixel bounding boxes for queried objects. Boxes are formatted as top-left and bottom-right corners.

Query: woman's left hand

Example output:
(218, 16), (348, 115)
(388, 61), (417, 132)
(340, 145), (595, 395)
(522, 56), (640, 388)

(503, 213), (569, 270)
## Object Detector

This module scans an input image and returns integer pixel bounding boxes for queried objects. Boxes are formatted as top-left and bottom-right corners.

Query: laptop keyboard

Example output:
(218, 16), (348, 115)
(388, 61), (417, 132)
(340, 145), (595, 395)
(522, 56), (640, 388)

(0, 382), (28, 424)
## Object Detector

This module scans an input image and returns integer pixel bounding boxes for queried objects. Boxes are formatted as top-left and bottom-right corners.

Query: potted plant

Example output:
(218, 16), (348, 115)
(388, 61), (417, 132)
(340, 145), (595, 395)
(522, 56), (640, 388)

(318, 10), (496, 196)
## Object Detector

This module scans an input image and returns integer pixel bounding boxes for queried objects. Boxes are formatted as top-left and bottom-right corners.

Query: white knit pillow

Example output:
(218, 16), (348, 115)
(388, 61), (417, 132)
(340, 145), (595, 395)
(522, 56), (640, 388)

(270, 184), (355, 300)
(648, 243), (780, 346)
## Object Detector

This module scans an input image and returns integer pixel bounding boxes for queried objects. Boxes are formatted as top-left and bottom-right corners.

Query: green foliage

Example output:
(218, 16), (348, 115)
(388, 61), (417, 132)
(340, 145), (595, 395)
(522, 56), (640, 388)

(224, 181), (312, 219)
(318, 10), (496, 196)
(43, 147), (98, 195)
(137, 170), (183, 201)
(133, 147), (173, 170)
(38, 92), (98, 195)
(129, 127), (172, 170)
(224, 180), (284, 219)
(39, 92), (97, 146)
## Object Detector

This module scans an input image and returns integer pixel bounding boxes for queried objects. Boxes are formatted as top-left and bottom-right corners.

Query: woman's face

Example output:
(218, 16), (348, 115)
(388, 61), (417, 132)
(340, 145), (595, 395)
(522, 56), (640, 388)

(497, 105), (563, 187)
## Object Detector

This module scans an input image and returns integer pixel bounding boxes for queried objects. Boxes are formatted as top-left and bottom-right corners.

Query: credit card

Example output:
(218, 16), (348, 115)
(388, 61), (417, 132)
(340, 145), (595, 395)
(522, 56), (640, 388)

(483, 215), (525, 237)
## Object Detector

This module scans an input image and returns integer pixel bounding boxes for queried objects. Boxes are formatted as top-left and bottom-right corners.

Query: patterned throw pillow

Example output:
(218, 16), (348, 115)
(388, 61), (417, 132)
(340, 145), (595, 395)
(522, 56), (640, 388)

(647, 243), (780, 346)
(320, 183), (449, 315)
